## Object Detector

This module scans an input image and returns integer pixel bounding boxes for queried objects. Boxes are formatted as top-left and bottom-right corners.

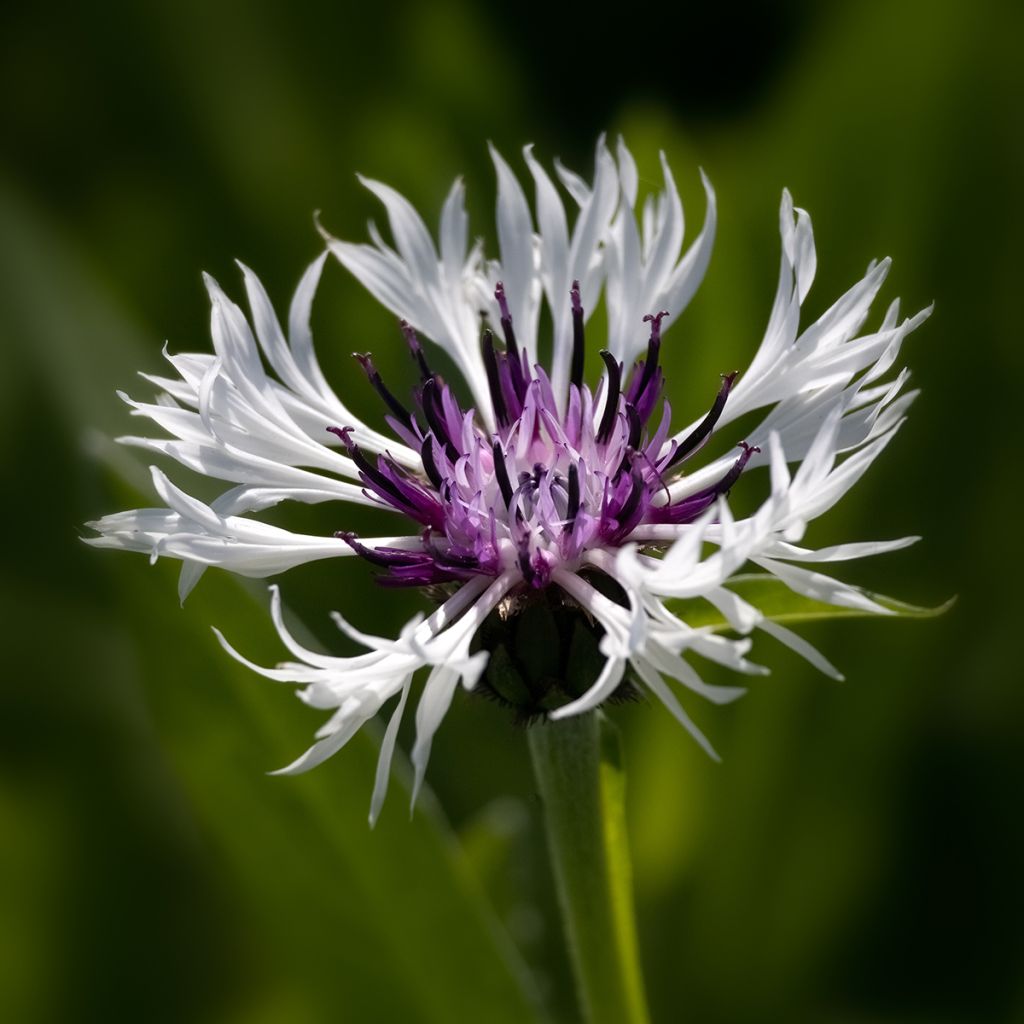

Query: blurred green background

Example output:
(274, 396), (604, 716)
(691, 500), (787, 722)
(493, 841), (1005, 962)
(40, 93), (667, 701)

(2, 1), (1022, 1021)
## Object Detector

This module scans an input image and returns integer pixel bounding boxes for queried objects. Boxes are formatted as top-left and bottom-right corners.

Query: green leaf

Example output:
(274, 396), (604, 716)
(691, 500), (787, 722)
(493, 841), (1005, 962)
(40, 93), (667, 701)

(666, 574), (955, 632)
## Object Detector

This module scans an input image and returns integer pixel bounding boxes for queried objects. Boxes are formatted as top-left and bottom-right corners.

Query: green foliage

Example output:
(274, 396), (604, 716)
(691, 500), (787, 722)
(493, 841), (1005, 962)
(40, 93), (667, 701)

(667, 574), (954, 632)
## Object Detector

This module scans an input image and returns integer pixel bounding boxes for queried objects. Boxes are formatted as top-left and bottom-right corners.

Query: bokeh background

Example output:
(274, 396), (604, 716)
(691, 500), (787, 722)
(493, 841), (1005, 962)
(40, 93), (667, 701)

(2, 1), (1022, 1021)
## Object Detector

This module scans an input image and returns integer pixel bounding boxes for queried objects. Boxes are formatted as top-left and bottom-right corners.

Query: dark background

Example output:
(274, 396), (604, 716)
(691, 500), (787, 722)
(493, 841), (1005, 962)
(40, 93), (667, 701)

(1, 1), (1022, 1021)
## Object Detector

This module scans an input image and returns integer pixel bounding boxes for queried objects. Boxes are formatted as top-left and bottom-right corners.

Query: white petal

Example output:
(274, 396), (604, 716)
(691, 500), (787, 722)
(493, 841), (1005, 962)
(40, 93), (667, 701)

(755, 557), (892, 615)
(764, 536), (920, 563)
(358, 176), (441, 287)
(548, 655), (626, 721)
(489, 144), (539, 359)
(369, 679), (412, 827)
(410, 666), (460, 809)
(439, 176), (469, 284)
(660, 169), (717, 319)
(757, 619), (844, 681)
(631, 656), (720, 761)
(704, 586), (764, 634)
(287, 252), (331, 391)
(271, 701), (379, 776)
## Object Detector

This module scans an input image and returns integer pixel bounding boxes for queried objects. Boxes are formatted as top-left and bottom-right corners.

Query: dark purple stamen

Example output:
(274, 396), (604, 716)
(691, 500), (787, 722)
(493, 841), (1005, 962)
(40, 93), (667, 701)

(565, 462), (580, 531)
(616, 404), (643, 477)
(420, 436), (443, 489)
(717, 441), (760, 493)
(400, 320), (433, 381)
(327, 425), (354, 448)
(354, 353), (415, 431)
(632, 368), (663, 427)
(597, 351), (622, 444)
(667, 371), (738, 469)
(635, 310), (669, 399)
(615, 467), (646, 532)
(492, 441), (514, 507)
(420, 378), (460, 461)
(651, 441), (760, 525)
(570, 280), (585, 390)
(625, 404), (643, 451)
(482, 329), (509, 427)
(330, 427), (409, 505)
(330, 426), (443, 528)
(375, 567), (473, 588)
(433, 548), (480, 570)
(495, 282), (518, 357)
(495, 283), (528, 402)
(337, 532), (433, 568)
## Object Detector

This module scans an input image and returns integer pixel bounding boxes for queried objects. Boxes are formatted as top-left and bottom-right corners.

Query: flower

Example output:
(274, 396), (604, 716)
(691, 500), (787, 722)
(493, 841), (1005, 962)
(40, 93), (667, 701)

(87, 137), (929, 823)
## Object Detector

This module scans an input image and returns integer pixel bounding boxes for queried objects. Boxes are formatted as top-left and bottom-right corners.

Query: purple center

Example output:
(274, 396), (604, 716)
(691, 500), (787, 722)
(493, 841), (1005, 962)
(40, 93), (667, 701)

(331, 284), (755, 589)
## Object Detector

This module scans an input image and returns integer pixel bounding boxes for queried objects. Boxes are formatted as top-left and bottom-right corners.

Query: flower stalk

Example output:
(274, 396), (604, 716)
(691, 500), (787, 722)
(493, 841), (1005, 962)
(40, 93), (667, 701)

(528, 711), (650, 1024)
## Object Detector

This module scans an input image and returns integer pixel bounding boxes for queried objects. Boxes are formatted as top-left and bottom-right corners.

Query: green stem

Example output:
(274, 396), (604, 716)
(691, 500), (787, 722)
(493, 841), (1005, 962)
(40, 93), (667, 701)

(527, 711), (651, 1024)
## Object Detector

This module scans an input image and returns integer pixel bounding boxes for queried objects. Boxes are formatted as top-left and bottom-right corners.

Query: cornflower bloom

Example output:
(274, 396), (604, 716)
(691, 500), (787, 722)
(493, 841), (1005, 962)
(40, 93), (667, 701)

(88, 138), (929, 822)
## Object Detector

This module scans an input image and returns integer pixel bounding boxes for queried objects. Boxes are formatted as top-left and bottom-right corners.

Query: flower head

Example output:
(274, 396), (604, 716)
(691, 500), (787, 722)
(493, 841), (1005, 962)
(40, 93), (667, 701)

(88, 138), (929, 822)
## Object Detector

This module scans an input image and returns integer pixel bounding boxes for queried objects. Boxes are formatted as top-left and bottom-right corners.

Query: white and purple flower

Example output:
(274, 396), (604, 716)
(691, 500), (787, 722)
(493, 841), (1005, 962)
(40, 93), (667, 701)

(88, 138), (929, 822)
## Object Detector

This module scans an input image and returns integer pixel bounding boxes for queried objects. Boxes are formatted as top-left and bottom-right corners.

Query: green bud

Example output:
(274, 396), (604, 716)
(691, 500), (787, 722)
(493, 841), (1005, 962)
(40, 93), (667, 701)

(471, 571), (639, 721)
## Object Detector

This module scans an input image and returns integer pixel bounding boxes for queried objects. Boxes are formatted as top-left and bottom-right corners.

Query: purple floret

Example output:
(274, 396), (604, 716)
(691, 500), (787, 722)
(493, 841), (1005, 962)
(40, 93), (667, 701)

(333, 284), (753, 588)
